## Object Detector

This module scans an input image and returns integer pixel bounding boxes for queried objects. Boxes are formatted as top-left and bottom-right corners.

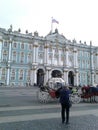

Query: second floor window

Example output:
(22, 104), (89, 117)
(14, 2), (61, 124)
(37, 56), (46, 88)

(3, 50), (8, 61)
(12, 51), (17, 62)
(13, 42), (17, 48)
(20, 52), (24, 63)
(21, 43), (24, 49)
(29, 44), (32, 50)
(27, 53), (32, 63)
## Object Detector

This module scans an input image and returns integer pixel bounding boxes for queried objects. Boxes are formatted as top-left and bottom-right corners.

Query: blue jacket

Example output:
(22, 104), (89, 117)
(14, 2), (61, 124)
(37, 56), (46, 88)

(59, 87), (71, 104)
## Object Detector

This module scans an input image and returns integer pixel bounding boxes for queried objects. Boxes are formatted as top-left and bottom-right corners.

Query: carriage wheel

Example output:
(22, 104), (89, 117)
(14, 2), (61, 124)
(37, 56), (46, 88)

(37, 90), (49, 103)
(70, 94), (81, 104)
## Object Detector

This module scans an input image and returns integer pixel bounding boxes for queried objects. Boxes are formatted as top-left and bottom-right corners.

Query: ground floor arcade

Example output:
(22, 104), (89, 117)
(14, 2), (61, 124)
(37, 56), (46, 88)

(30, 66), (79, 87)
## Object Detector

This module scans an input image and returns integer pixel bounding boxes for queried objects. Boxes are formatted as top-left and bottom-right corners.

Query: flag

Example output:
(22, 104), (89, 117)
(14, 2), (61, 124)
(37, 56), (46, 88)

(52, 18), (59, 24)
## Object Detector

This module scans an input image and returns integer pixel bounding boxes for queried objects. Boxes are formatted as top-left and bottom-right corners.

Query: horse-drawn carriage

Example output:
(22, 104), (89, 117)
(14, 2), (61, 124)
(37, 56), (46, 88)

(81, 85), (98, 102)
(37, 77), (81, 104)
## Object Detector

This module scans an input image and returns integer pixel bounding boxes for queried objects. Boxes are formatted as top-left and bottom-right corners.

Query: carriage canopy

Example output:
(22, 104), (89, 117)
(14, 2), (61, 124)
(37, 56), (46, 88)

(47, 78), (65, 90)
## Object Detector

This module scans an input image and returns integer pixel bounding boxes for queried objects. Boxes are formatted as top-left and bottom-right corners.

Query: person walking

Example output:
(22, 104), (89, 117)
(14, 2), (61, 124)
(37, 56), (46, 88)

(59, 85), (71, 124)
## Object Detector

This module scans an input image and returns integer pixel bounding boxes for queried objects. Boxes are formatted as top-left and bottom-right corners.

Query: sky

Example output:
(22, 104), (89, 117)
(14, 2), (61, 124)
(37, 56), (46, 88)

(0, 0), (98, 46)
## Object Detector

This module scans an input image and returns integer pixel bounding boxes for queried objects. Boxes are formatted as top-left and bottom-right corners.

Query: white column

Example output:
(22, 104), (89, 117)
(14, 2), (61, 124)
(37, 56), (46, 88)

(33, 69), (37, 84)
(95, 73), (98, 84)
(52, 49), (55, 65)
(33, 41), (38, 63)
(91, 50), (94, 70)
(58, 50), (60, 65)
(7, 68), (10, 85)
(8, 42), (12, 61)
(7, 39), (12, 85)
(73, 48), (78, 68)
(44, 44), (49, 65)
(49, 70), (51, 79)
(44, 70), (48, 85)
(30, 70), (33, 85)
(63, 69), (68, 84)
(96, 52), (98, 69)
(75, 72), (79, 86)
(90, 50), (94, 85)
(35, 46), (38, 63)
(31, 67), (37, 85)
(33, 46), (36, 63)
(76, 51), (78, 67)
(91, 71), (94, 85)
(65, 47), (69, 67)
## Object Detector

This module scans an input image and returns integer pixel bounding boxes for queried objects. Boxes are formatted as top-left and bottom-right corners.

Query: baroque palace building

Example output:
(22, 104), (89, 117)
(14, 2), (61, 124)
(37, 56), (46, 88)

(0, 26), (98, 87)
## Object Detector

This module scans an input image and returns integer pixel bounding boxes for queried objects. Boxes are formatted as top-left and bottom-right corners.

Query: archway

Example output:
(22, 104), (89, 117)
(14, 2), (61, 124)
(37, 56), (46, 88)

(37, 69), (44, 86)
(51, 70), (62, 78)
(68, 71), (74, 86)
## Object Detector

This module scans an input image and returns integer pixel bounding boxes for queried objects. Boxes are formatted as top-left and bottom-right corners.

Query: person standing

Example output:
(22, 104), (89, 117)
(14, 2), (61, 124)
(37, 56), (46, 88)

(59, 85), (71, 124)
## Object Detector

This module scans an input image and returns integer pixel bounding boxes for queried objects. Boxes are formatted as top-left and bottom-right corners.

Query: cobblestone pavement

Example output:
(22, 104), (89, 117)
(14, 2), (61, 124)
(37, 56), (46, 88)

(0, 103), (98, 130)
(0, 87), (98, 130)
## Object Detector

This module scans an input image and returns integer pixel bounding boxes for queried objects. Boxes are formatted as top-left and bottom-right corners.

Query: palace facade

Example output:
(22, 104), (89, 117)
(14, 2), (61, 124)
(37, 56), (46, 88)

(0, 26), (98, 87)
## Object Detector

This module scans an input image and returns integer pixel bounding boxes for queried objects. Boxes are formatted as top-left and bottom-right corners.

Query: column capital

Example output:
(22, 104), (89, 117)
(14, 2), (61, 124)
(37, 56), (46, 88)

(33, 41), (38, 47)
(73, 48), (77, 53)
(65, 47), (69, 51)
(46, 67), (51, 71)
(63, 68), (68, 72)
(44, 44), (49, 48)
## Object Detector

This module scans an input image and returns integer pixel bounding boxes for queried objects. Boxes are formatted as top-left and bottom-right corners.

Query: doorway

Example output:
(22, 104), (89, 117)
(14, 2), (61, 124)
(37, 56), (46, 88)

(37, 69), (44, 86)
(68, 71), (74, 86)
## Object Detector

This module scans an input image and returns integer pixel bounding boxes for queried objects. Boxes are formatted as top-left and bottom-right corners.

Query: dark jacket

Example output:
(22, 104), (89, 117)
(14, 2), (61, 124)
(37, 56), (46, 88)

(59, 87), (71, 104)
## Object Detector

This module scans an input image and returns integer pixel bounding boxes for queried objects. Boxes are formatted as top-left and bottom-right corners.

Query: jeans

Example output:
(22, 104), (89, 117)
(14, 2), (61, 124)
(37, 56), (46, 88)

(61, 103), (70, 123)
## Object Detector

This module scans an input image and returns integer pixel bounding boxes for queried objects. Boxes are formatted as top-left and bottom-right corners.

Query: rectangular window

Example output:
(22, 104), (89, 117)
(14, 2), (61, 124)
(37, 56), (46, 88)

(19, 70), (24, 80)
(3, 41), (8, 47)
(29, 44), (32, 50)
(3, 50), (8, 61)
(26, 70), (30, 81)
(12, 51), (17, 62)
(1, 68), (6, 80)
(11, 69), (15, 80)
(27, 53), (32, 63)
(38, 53), (43, 64)
(13, 42), (17, 48)
(20, 52), (24, 63)
(21, 43), (24, 49)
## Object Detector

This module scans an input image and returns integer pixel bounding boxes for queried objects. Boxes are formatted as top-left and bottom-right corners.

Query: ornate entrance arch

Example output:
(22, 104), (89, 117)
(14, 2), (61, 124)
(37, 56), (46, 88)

(68, 71), (74, 86)
(37, 69), (44, 86)
(51, 70), (62, 78)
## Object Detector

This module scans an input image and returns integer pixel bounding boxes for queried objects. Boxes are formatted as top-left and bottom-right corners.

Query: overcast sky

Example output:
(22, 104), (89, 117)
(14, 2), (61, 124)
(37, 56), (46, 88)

(0, 0), (98, 46)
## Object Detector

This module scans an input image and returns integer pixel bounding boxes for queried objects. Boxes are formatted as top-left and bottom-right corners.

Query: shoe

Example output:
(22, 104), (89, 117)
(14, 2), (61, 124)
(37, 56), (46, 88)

(62, 120), (65, 124)
(66, 122), (70, 125)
